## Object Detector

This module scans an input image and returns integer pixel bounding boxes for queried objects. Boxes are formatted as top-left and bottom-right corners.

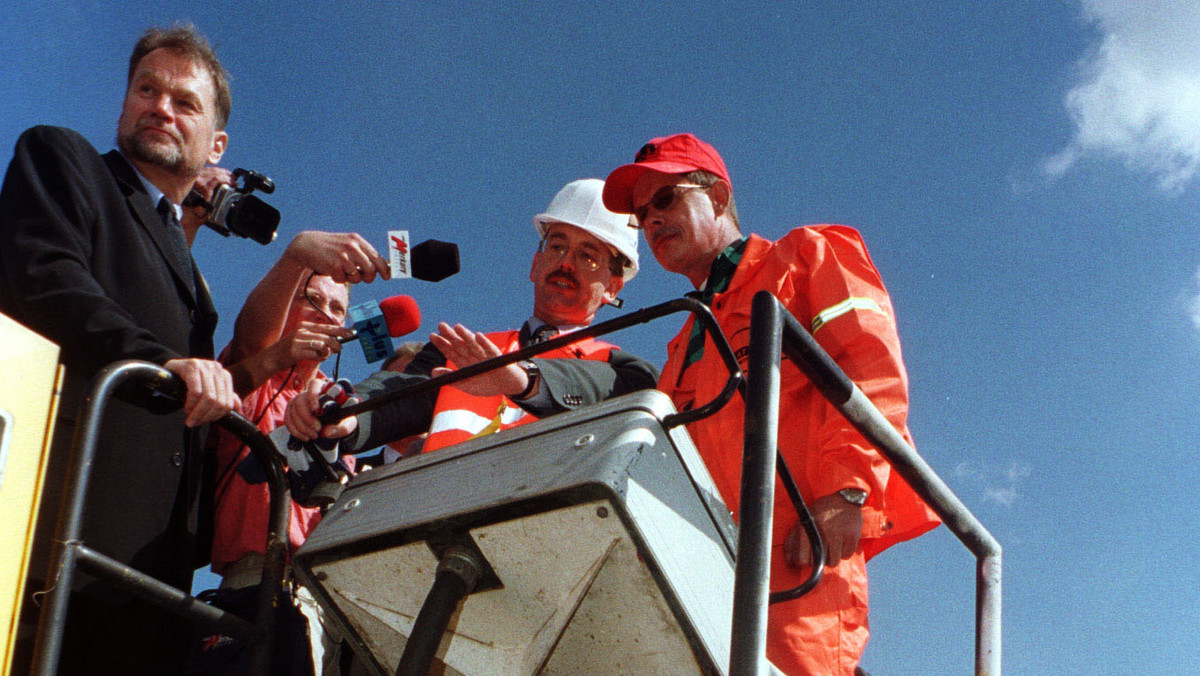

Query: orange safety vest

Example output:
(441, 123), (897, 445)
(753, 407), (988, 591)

(422, 329), (614, 453)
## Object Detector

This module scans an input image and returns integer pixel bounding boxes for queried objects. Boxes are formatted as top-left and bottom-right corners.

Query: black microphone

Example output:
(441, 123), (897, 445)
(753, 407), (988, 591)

(411, 239), (459, 282)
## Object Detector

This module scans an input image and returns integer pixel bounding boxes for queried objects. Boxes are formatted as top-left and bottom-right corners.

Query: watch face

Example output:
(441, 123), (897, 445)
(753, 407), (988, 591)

(513, 360), (540, 400)
(839, 488), (867, 505)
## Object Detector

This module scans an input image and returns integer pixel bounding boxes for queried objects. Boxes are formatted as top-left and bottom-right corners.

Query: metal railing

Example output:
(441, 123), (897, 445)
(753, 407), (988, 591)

(330, 297), (745, 429)
(732, 291), (1002, 676)
(30, 360), (292, 676)
(29, 290), (1002, 675)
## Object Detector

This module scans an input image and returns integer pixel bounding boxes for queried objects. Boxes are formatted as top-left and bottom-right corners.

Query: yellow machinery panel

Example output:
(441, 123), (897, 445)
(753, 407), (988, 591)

(0, 313), (62, 675)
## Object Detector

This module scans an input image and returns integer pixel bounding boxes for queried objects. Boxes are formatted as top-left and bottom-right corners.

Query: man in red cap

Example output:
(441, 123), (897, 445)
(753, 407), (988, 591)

(603, 133), (940, 675)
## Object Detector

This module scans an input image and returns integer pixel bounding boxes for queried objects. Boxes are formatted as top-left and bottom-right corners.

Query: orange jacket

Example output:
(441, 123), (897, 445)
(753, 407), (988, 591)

(658, 226), (939, 581)
(422, 329), (614, 452)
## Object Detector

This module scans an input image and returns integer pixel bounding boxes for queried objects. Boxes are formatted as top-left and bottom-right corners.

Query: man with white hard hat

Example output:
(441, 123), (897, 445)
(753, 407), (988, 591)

(285, 178), (658, 454)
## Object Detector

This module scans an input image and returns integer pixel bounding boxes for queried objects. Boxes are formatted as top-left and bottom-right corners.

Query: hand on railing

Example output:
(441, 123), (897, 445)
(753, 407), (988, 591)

(162, 357), (241, 427)
(783, 494), (860, 568)
(35, 359), (290, 676)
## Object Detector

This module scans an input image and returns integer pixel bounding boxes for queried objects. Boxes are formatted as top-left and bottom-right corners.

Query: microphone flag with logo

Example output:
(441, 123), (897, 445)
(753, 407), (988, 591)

(387, 230), (460, 282)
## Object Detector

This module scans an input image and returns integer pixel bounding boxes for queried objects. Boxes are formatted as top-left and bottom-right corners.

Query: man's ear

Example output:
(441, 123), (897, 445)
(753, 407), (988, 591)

(207, 129), (228, 165)
(708, 180), (731, 216)
(529, 252), (540, 284)
(602, 275), (626, 304)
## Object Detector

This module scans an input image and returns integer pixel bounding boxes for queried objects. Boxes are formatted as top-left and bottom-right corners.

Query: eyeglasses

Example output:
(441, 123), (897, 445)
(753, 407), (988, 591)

(628, 183), (708, 229)
(300, 273), (347, 324)
(539, 237), (610, 273)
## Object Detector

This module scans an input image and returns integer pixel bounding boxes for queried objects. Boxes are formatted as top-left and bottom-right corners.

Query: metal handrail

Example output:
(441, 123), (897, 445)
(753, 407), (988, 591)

(327, 297), (744, 429)
(30, 360), (292, 676)
(732, 291), (1002, 676)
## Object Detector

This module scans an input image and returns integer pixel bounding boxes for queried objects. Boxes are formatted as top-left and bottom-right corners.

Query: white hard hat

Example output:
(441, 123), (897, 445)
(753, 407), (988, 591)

(533, 178), (639, 280)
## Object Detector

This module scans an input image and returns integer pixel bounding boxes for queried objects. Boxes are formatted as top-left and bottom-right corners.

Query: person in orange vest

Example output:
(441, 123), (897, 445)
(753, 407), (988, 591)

(284, 178), (658, 456)
(602, 134), (941, 676)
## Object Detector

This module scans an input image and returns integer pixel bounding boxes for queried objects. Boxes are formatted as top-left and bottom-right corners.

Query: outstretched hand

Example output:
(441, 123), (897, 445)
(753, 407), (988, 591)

(429, 322), (530, 398)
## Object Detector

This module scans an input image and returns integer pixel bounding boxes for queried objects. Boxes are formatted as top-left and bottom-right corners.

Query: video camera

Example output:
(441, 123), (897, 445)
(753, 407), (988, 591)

(185, 168), (280, 245)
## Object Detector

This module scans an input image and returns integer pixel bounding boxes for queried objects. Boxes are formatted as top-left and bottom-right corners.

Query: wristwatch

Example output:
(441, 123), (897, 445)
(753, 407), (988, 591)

(514, 359), (540, 400)
(837, 488), (868, 505)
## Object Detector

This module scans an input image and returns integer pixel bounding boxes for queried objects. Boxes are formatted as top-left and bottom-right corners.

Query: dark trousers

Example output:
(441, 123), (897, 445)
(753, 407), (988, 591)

(13, 587), (192, 676)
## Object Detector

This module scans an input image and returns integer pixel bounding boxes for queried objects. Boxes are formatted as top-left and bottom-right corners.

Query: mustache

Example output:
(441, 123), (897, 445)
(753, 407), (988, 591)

(136, 120), (180, 143)
(544, 270), (579, 287)
(647, 225), (678, 246)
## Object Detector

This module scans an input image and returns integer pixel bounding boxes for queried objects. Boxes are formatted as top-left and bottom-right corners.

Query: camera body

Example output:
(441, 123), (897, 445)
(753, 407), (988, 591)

(186, 168), (280, 245)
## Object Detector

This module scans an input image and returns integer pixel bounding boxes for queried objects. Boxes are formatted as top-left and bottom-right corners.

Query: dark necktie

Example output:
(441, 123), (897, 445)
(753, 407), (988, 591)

(682, 238), (747, 369)
(157, 196), (194, 293)
(530, 324), (559, 345)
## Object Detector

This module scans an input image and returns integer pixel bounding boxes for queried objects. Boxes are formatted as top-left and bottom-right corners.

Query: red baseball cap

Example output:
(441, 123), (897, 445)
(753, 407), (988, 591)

(602, 133), (731, 214)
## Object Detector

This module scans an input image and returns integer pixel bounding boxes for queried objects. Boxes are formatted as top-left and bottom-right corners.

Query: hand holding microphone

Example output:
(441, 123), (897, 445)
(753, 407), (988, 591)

(281, 320), (352, 364)
(283, 231), (460, 286)
(285, 230), (456, 362)
(309, 377), (361, 458)
(269, 378), (360, 507)
(273, 378), (360, 472)
(285, 231), (392, 284)
(283, 376), (359, 443)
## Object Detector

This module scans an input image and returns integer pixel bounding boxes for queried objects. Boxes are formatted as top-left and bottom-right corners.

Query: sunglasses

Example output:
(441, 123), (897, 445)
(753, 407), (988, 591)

(628, 183), (709, 229)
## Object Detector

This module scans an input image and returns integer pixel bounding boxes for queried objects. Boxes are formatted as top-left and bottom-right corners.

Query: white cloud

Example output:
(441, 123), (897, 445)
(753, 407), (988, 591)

(954, 460), (1031, 507)
(1045, 1), (1200, 192)
(1187, 267), (1200, 332)
(952, 461), (982, 482)
(983, 486), (1019, 507)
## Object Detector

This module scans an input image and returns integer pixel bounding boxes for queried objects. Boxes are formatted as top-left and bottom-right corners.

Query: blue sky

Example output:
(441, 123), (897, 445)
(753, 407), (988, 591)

(4, 2), (1199, 673)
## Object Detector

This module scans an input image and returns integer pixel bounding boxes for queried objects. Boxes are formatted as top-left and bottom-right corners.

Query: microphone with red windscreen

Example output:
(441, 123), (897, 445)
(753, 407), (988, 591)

(379, 294), (421, 337)
(343, 294), (422, 362)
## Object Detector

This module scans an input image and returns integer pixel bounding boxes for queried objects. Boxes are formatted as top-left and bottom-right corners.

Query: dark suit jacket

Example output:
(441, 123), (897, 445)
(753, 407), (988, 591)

(344, 335), (660, 452)
(0, 126), (219, 595)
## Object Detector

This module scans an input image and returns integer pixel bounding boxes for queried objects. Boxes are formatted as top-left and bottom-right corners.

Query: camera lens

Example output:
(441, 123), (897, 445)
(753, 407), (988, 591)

(226, 194), (281, 245)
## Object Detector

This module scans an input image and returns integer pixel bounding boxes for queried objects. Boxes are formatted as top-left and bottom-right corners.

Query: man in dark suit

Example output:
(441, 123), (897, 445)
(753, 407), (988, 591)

(0, 25), (240, 674)
(284, 178), (659, 457)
